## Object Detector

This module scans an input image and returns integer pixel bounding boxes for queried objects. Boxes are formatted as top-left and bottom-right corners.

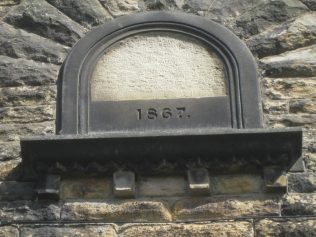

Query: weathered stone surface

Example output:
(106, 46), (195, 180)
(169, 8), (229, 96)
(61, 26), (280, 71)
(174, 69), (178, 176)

(0, 142), (20, 161)
(174, 195), (280, 221)
(0, 122), (54, 142)
(0, 86), (56, 107)
(139, 176), (187, 197)
(61, 177), (112, 199)
(4, 0), (85, 47)
(261, 45), (316, 77)
(305, 152), (316, 171)
(0, 56), (59, 87)
(262, 100), (289, 114)
(300, 0), (316, 10)
(0, 22), (69, 65)
(210, 175), (263, 194)
(120, 221), (253, 237)
(288, 172), (316, 193)
(100, 0), (142, 17)
(0, 105), (55, 124)
(255, 218), (316, 237)
(0, 226), (19, 237)
(282, 193), (316, 215)
(265, 114), (316, 128)
(20, 225), (117, 237)
(61, 201), (172, 221)
(236, 0), (308, 38)
(0, 181), (35, 201)
(0, 201), (60, 222)
(262, 78), (316, 100)
(290, 100), (316, 113)
(47, 0), (112, 28)
(0, 0), (20, 6)
(0, 159), (21, 181)
(247, 13), (316, 58)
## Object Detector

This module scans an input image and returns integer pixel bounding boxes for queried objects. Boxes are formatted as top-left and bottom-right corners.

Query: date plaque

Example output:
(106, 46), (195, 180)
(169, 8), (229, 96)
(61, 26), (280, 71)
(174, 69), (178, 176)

(57, 11), (262, 134)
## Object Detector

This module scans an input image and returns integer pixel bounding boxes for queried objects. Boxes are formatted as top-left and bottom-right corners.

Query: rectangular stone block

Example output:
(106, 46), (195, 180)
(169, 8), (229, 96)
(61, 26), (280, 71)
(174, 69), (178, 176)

(0, 142), (20, 160)
(255, 218), (316, 237)
(282, 193), (316, 216)
(138, 176), (187, 197)
(20, 225), (117, 237)
(174, 195), (280, 221)
(0, 159), (21, 181)
(0, 86), (56, 107)
(0, 105), (55, 124)
(0, 226), (19, 237)
(0, 201), (60, 221)
(0, 122), (54, 142)
(290, 99), (316, 114)
(61, 200), (172, 222)
(210, 174), (263, 195)
(119, 222), (253, 237)
(262, 78), (316, 100)
(288, 172), (316, 193)
(61, 177), (112, 199)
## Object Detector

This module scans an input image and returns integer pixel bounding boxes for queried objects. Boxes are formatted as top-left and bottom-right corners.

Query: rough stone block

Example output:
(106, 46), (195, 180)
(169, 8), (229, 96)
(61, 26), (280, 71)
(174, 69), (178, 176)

(0, 122), (54, 142)
(61, 201), (172, 222)
(255, 218), (316, 237)
(0, 55), (59, 87)
(236, 0), (308, 38)
(0, 181), (35, 201)
(46, 0), (112, 28)
(288, 172), (316, 193)
(0, 105), (55, 124)
(4, 0), (85, 46)
(262, 78), (316, 100)
(0, 86), (56, 107)
(0, 142), (20, 161)
(282, 193), (316, 216)
(260, 45), (316, 77)
(247, 12), (316, 58)
(0, 22), (68, 65)
(61, 177), (112, 199)
(210, 174), (263, 194)
(0, 201), (60, 222)
(174, 195), (280, 221)
(290, 100), (316, 114)
(265, 114), (316, 128)
(119, 221), (253, 237)
(0, 159), (21, 181)
(262, 100), (288, 115)
(305, 152), (316, 171)
(138, 176), (187, 197)
(0, 226), (19, 237)
(20, 225), (117, 237)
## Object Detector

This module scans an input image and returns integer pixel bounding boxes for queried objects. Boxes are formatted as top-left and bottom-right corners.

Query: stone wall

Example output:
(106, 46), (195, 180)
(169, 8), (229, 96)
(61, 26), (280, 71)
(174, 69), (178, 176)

(0, 0), (315, 236)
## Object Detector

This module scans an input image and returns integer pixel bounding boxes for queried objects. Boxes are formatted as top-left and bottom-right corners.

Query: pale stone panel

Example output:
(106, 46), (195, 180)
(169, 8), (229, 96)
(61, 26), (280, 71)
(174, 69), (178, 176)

(91, 32), (226, 102)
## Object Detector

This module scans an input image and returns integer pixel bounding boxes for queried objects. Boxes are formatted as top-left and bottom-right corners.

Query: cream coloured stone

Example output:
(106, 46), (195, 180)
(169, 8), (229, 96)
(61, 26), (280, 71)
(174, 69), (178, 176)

(91, 32), (226, 102)
(138, 176), (187, 197)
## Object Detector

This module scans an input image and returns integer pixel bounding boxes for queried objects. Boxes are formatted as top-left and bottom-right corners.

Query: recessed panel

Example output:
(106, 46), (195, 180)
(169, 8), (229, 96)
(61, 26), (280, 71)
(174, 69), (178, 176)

(90, 32), (227, 102)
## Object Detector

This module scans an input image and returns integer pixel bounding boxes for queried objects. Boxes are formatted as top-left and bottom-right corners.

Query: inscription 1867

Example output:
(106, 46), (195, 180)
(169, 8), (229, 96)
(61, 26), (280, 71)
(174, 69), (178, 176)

(137, 107), (190, 120)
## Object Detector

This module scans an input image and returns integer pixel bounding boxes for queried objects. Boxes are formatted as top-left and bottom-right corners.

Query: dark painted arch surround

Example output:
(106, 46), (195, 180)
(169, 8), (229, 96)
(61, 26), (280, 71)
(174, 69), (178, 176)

(57, 11), (262, 135)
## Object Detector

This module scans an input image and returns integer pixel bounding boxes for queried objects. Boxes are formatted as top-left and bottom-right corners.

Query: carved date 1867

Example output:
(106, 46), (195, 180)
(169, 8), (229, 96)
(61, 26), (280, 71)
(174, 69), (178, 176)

(137, 107), (190, 120)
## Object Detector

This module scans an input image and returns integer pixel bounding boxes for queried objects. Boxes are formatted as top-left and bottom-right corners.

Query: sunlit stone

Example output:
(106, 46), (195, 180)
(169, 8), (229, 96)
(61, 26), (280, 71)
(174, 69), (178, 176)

(90, 32), (226, 102)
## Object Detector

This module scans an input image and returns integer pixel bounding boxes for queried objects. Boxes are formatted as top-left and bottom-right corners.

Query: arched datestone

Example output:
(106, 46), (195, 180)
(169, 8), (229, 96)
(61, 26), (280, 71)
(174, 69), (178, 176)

(57, 11), (262, 135)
